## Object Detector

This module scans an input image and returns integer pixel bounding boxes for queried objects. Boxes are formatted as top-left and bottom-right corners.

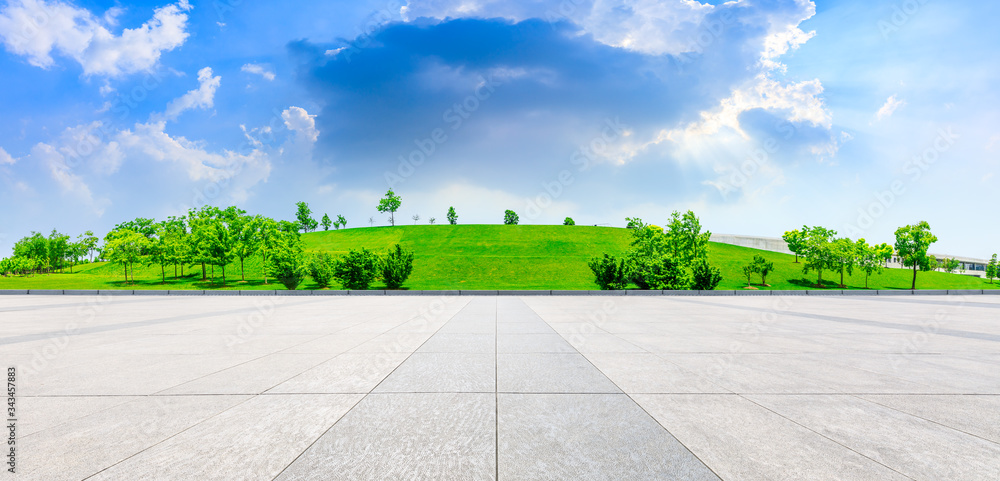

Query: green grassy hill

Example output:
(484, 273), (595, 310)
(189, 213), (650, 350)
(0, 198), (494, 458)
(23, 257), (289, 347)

(0, 225), (994, 291)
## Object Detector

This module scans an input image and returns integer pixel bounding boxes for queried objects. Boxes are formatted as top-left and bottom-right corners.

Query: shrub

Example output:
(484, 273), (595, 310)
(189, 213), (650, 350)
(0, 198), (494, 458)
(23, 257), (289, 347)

(267, 238), (306, 290)
(308, 252), (337, 288)
(625, 255), (652, 289)
(691, 259), (723, 290)
(333, 248), (380, 290)
(504, 209), (519, 225)
(644, 255), (690, 290)
(589, 254), (627, 290)
(625, 253), (689, 290)
(381, 244), (414, 289)
(563, 217), (575, 226)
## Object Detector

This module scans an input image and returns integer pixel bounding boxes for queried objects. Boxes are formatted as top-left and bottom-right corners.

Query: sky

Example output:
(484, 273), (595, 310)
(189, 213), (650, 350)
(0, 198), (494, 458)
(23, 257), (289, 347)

(0, 0), (996, 258)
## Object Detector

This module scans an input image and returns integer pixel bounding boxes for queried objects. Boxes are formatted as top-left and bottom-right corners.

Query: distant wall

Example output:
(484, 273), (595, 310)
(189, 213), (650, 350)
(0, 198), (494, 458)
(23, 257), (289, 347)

(710, 234), (793, 255)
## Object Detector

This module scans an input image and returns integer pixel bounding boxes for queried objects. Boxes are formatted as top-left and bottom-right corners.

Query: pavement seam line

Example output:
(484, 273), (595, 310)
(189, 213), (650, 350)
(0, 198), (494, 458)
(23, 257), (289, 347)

(739, 394), (919, 480)
(847, 393), (1000, 447)
(268, 297), (473, 481)
(519, 297), (726, 481)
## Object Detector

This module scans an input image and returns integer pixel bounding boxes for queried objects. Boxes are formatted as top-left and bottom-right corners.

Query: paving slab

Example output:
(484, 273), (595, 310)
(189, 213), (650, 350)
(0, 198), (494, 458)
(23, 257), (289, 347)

(373, 352), (496, 393)
(19, 395), (250, 481)
(274, 393), (496, 481)
(89, 394), (362, 481)
(500, 393), (720, 481)
(632, 394), (911, 481)
(746, 394), (1000, 480)
(497, 352), (621, 393)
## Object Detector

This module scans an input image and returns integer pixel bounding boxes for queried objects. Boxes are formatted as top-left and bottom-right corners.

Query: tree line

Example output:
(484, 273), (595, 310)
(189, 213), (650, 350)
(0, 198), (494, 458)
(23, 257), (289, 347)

(783, 221), (941, 289)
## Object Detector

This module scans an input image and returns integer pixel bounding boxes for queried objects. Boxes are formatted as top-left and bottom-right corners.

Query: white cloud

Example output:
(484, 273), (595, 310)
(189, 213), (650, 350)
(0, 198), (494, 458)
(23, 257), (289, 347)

(0, 147), (15, 164)
(31, 141), (108, 214)
(156, 67), (221, 121)
(0, 0), (192, 77)
(874, 94), (906, 122)
(241, 63), (275, 81)
(282, 107), (319, 143)
(116, 122), (270, 188)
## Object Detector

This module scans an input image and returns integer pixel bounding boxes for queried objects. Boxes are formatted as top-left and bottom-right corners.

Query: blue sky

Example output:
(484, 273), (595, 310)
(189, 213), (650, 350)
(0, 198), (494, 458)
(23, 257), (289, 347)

(0, 0), (996, 258)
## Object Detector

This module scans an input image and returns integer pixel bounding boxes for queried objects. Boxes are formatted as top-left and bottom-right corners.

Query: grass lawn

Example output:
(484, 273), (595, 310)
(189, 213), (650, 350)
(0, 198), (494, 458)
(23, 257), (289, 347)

(0, 225), (995, 291)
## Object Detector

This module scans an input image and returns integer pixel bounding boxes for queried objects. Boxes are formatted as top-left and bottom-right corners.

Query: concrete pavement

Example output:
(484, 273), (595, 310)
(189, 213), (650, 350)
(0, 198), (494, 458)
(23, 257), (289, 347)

(3, 294), (999, 480)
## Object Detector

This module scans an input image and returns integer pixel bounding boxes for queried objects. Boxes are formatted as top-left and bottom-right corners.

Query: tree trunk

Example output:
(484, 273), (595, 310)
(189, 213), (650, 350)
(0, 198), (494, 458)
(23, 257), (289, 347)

(201, 262), (207, 280)
(911, 265), (918, 290)
(174, 263), (178, 278)
(241, 258), (245, 281)
(865, 273), (870, 289)
(840, 268), (845, 288)
(222, 265), (226, 281)
(124, 264), (128, 283)
(161, 264), (165, 283)
(211, 264), (215, 280)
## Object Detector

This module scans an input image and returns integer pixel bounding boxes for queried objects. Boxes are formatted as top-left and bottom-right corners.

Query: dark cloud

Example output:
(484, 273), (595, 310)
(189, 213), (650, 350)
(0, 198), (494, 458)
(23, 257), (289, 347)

(289, 14), (771, 195)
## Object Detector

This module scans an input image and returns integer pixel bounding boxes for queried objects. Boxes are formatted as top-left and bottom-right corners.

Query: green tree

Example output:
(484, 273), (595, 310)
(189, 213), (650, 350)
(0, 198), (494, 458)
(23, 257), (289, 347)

(987, 254), (998, 284)
(68, 239), (86, 272)
(254, 216), (282, 285)
(941, 258), (960, 274)
(801, 226), (837, 287)
(160, 217), (190, 278)
(333, 248), (381, 290)
(503, 209), (519, 225)
(625, 217), (645, 229)
(829, 237), (857, 288)
(226, 207), (256, 281)
(563, 217), (575, 226)
(336, 214), (347, 229)
(447, 206), (458, 225)
(665, 210), (711, 264)
(187, 206), (221, 280)
(13, 232), (49, 274)
(856, 240), (893, 289)
(321, 213), (332, 231)
(295, 202), (318, 232)
(148, 225), (172, 283)
(103, 229), (149, 283)
(377, 189), (402, 226)
(742, 264), (756, 287)
(79, 230), (99, 262)
(267, 231), (306, 290)
(752, 255), (775, 286)
(381, 244), (414, 289)
(894, 221), (938, 290)
(589, 254), (627, 290)
(412, 214), (420, 224)
(782, 228), (807, 263)
(47, 229), (70, 273)
(429, 217), (436, 225)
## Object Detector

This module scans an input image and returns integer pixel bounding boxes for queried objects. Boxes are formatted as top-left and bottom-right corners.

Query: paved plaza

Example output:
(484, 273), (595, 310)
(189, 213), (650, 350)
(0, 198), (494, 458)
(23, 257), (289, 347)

(3, 294), (1000, 480)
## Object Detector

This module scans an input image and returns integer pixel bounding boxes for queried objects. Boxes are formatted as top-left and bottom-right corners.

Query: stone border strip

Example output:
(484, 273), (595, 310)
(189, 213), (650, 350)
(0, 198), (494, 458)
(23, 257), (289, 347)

(1, 289), (997, 296)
